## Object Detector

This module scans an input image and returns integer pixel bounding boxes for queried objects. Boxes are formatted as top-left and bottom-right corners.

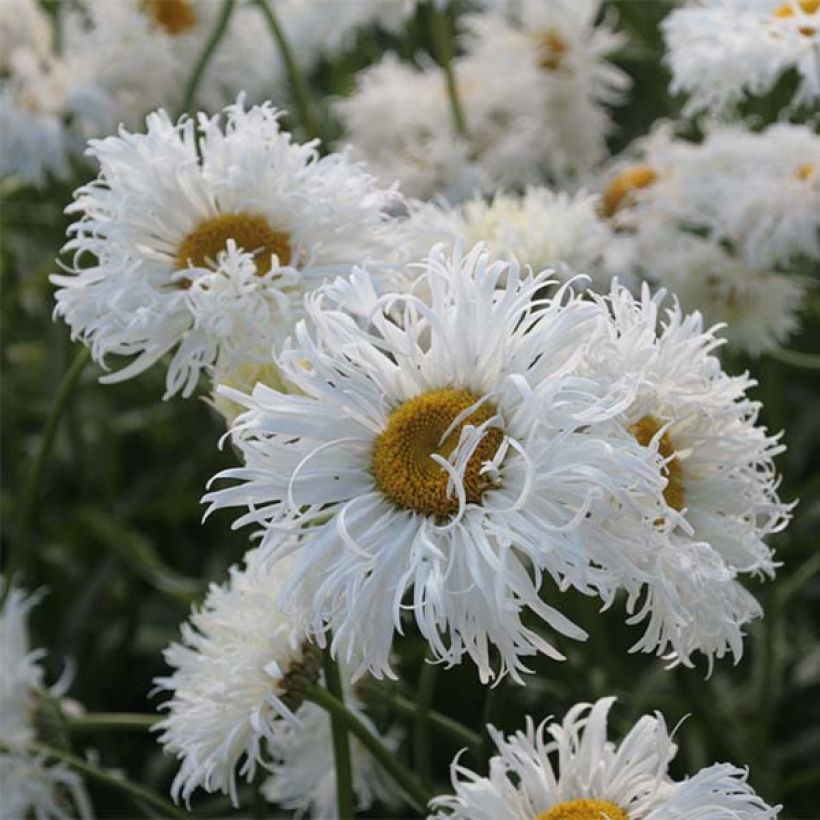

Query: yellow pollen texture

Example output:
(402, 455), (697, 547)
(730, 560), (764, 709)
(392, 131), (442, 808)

(538, 28), (569, 70)
(372, 388), (503, 517)
(630, 415), (685, 512)
(536, 798), (629, 820)
(176, 213), (292, 282)
(773, 0), (819, 34)
(796, 162), (815, 180)
(602, 166), (658, 217)
(141, 0), (197, 35)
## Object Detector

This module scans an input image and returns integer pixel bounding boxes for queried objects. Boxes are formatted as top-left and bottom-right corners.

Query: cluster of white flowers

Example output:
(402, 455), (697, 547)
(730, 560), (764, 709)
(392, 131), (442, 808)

(0, 579), (92, 820)
(598, 121), (819, 354)
(430, 697), (778, 818)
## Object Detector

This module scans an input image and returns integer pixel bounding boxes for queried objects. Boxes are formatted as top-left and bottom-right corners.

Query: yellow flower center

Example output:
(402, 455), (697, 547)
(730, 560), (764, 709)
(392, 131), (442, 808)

(796, 162), (815, 180)
(538, 28), (568, 70)
(140, 0), (197, 35)
(602, 166), (658, 217)
(773, 0), (819, 34)
(371, 388), (503, 517)
(536, 799), (629, 820)
(175, 213), (292, 284)
(630, 415), (684, 512)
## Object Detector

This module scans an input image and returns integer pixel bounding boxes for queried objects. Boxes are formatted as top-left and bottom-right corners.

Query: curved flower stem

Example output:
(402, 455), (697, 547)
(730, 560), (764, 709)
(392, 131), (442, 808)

(255, 0), (321, 140)
(361, 682), (483, 753)
(305, 684), (433, 813)
(5, 347), (90, 591)
(65, 712), (157, 732)
(768, 347), (820, 370)
(321, 650), (355, 819)
(413, 660), (438, 789)
(23, 740), (189, 820)
(178, 0), (236, 118)
(426, 2), (469, 139)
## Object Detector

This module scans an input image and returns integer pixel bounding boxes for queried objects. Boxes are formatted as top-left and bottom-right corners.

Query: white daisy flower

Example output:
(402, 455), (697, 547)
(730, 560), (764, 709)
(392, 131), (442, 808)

(154, 549), (322, 806)
(61, 0), (284, 129)
(429, 697), (778, 819)
(51, 99), (401, 398)
(333, 54), (480, 201)
(580, 283), (791, 666)
(0, 579), (92, 820)
(0, 0), (52, 71)
(262, 678), (398, 818)
(458, 0), (631, 182)
(204, 243), (667, 683)
(662, 0), (820, 116)
(401, 187), (613, 287)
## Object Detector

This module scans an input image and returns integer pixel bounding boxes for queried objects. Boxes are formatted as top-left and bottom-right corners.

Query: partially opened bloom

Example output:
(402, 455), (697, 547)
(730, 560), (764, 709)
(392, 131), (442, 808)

(0, 579), (92, 820)
(52, 99), (400, 398)
(205, 243), (666, 682)
(154, 549), (322, 805)
(581, 284), (791, 666)
(429, 697), (778, 819)
(662, 0), (820, 116)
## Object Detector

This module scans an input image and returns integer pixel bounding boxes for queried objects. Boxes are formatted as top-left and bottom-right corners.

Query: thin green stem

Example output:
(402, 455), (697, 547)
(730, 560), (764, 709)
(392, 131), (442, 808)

(305, 684), (432, 813)
(255, 0), (321, 139)
(6, 347), (91, 588)
(427, 3), (468, 139)
(361, 682), (482, 753)
(23, 741), (189, 820)
(64, 712), (157, 732)
(178, 0), (236, 118)
(413, 660), (437, 789)
(767, 347), (820, 370)
(321, 650), (355, 819)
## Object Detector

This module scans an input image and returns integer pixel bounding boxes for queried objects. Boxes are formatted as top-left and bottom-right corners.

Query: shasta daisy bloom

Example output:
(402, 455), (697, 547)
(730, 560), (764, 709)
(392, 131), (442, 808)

(205, 243), (667, 682)
(580, 283), (792, 666)
(262, 680), (399, 818)
(662, 0), (820, 115)
(52, 99), (401, 398)
(429, 697), (778, 819)
(0, 579), (92, 820)
(154, 548), (322, 805)
(401, 188), (613, 288)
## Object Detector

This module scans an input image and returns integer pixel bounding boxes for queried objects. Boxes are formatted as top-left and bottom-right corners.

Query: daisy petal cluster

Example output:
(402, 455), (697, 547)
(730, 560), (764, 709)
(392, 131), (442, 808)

(51, 99), (401, 398)
(429, 697), (778, 819)
(662, 0), (820, 116)
(154, 549), (322, 805)
(0, 579), (92, 820)
(205, 242), (671, 682)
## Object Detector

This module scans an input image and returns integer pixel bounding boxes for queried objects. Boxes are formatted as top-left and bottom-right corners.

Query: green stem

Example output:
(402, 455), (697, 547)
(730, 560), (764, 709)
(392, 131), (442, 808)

(178, 0), (236, 118)
(64, 712), (156, 732)
(321, 650), (355, 819)
(361, 682), (482, 753)
(6, 347), (90, 586)
(23, 740), (188, 820)
(427, 3), (468, 139)
(305, 684), (432, 813)
(768, 347), (820, 370)
(255, 0), (321, 140)
(413, 661), (437, 789)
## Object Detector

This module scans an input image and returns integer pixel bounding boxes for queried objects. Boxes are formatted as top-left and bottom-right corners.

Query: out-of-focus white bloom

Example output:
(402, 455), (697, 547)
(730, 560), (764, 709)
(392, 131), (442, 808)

(581, 284), (791, 667)
(0, 579), (92, 820)
(458, 0), (631, 182)
(430, 697), (778, 819)
(0, 0), (52, 71)
(52, 100), (401, 398)
(205, 243), (667, 683)
(154, 549), (322, 805)
(262, 678), (398, 818)
(334, 54), (480, 201)
(62, 0), (284, 129)
(599, 122), (816, 353)
(662, 0), (820, 115)
(401, 188), (613, 286)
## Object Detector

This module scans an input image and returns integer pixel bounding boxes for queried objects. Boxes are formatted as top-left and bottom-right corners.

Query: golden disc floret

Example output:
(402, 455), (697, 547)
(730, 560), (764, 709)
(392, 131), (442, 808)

(538, 28), (569, 70)
(176, 213), (292, 282)
(602, 165), (658, 217)
(141, 0), (197, 35)
(372, 388), (503, 517)
(630, 415), (685, 511)
(536, 798), (629, 820)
